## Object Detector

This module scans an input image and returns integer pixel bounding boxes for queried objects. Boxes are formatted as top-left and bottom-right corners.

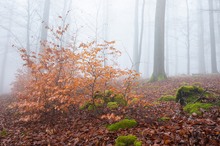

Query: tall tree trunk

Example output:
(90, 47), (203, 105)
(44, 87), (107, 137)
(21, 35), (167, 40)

(198, 0), (206, 74)
(0, 2), (14, 94)
(186, 0), (190, 75)
(26, 0), (30, 55)
(103, 0), (109, 67)
(40, 0), (51, 52)
(165, 0), (169, 76)
(133, 0), (139, 71)
(209, 0), (218, 73)
(136, 0), (146, 72)
(151, 0), (167, 81)
(146, 2), (151, 78)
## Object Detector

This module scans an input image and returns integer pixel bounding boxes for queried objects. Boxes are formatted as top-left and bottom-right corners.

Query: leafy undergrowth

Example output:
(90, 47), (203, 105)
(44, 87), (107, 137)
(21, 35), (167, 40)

(1, 75), (220, 145)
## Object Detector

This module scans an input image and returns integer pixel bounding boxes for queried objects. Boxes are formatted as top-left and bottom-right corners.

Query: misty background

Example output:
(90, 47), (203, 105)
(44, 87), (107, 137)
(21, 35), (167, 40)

(0, 0), (219, 94)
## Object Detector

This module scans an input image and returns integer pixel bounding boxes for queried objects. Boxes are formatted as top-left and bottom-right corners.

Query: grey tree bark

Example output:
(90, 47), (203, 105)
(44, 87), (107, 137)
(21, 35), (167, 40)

(133, 0), (139, 72)
(165, 0), (169, 76)
(103, 0), (109, 67)
(186, 0), (190, 75)
(26, 0), (30, 55)
(151, 0), (167, 81)
(198, 0), (206, 74)
(0, 2), (14, 94)
(40, 0), (51, 52)
(208, 0), (218, 73)
(136, 0), (146, 73)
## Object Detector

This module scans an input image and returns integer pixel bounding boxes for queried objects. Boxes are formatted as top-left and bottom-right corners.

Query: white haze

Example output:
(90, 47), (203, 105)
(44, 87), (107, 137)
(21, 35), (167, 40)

(0, 0), (219, 94)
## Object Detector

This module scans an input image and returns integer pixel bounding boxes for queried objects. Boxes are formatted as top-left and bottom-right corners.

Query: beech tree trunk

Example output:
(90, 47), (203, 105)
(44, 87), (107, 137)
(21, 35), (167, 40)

(0, 2), (14, 93)
(208, 0), (218, 73)
(151, 0), (167, 81)
(198, 0), (206, 74)
(40, 0), (51, 52)
(133, 0), (139, 72)
(186, 0), (190, 75)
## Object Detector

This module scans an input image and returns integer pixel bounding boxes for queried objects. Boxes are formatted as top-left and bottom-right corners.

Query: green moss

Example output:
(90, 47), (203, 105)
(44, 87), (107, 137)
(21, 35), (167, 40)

(158, 95), (176, 102)
(95, 102), (103, 107)
(183, 102), (213, 115)
(114, 94), (127, 106)
(149, 74), (167, 82)
(105, 90), (114, 96)
(115, 135), (142, 146)
(107, 102), (119, 109)
(134, 140), (142, 146)
(158, 117), (170, 122)
(93, 91), (103, 99)
(107, 119), (137, 131)
(88, 104), (96, 111)
(79, 102), (92, 110)
(176, 85), (206, 106)
(0, 129), (7, 137)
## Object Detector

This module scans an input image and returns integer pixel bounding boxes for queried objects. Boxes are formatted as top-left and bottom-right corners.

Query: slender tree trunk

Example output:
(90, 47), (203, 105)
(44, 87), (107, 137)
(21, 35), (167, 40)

(103, 0), (109, 67)
(40, 0), (51, 52)
(146, 2), (151, 78)
(133, 0), (139, 71)
(26, 0), (30, 55)
(165, 0), (169, 76)
(151, 0), (167, 81)
(137, 0), (146, 72)
(198, 0), (206, 74)
(0, 3), (14, 93)
(209, 0), (218, 73)
(186, 0), (190, 75)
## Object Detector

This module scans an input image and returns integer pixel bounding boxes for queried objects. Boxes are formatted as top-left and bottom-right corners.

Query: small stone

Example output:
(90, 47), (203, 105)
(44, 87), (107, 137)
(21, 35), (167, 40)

(192, 112), (197, 117)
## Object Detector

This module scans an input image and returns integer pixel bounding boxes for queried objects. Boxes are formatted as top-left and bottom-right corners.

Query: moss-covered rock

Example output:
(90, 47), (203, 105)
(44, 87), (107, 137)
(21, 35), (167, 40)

(183, 102), (213, 115)
(114, 94), (127, 106)
(107, 102), (119, 109)
(107, 119), (137, 131)
(115, 135), (142, 146)
(176, 85), (205, 106)
(158, 95), (176, 102)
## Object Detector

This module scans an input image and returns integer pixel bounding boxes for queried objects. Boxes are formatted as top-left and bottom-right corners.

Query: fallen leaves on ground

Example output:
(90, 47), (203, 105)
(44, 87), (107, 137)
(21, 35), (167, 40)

(0, 75), (220, 145)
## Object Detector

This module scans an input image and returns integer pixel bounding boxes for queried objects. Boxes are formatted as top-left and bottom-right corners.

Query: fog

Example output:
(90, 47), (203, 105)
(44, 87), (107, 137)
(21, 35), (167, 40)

(0, 0), (219, 94)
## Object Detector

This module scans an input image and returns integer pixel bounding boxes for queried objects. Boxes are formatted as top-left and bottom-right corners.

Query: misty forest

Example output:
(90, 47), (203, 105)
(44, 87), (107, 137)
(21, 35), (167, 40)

(0, 0), (220, 145)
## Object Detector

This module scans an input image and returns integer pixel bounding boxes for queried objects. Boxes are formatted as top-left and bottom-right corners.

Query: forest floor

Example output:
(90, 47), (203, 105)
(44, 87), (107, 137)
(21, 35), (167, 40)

(0, 74), (220, 145)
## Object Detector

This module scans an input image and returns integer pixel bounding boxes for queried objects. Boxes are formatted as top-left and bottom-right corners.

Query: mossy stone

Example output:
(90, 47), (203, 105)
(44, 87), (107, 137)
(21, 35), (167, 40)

(107, 119), (137, 131)
(183, 102), (213, 115)
(107, 102), (119, 109)
(114, 94), (127, 106)
(176, 85), (206, 106)
(115, 135), (142, 146)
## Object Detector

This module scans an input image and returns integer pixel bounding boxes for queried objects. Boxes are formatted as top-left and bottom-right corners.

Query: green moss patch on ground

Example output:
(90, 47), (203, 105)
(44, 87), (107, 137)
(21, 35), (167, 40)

(107, 119), (137, 131)
(183, 102), (213, 115)
(115, 135), (142, 146)
(158, 95), (176, 102)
